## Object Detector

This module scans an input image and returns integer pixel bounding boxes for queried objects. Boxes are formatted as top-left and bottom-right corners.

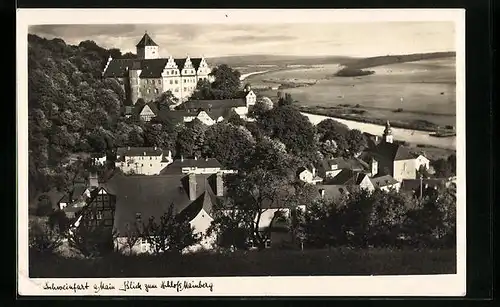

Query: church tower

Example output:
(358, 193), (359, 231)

(383, 120), (393, 143)
(136, 32), (159, 59)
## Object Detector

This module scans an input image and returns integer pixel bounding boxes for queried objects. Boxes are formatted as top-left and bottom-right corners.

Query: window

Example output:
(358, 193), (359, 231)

(141, 164), (144, 167)
(175, 88), (179, 92)
(158, 80), (161, 84)
(96, 211), (103, 220)
(150, 164), (152, 167)
(265, 239), (271, 248)
(147, 89), (150, 94)
(175, 80), (178, 84)
(170, 80), (173, 84)
(166, 71), (170, 75)
(184, 88), (187, 92)
(155, 88), (159, 94)
(103, 195), (109, 201)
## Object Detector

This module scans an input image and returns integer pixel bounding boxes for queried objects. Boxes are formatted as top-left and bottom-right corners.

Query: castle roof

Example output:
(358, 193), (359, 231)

(136, 33), (159, 47)
(103, 57), (205, 78)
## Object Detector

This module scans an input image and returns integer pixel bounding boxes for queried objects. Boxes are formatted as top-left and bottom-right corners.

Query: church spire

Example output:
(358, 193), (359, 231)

(383, 120), (393, 143)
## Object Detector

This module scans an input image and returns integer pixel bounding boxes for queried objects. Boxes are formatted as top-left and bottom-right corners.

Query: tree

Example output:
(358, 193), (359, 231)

(138, 203), (201, 255)
(203, 122), (255, 170)
(36, 194), (54, 216)
(29, 217), (64, 255)
(209, 64), (241, 99)
(277, 93), (294, 106)
(175, 119), (207, 158)
(190, 79), (214, 100)
(122, 222), (142, 255)
(431, 158), (454, 178)
(345, 129), (368, 156)
(213, 169), (311, 250)
(68, 220), (116, 257)
(156, 90), (179, 111)
(257, 104), (318, 159)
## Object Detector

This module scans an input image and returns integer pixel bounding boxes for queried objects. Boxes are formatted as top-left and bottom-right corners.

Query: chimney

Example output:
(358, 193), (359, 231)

(188, 173), (197, 201)
(88, 172), (99, 188)
(181, 155), (184, 162)
(205, 157), (209, 162)
(319, 189), (325, 198)
(127, 146), (130, 151)
(215, 172), (224, 197)
(194, 156), (198, 161)
(154, 146), (157, 151)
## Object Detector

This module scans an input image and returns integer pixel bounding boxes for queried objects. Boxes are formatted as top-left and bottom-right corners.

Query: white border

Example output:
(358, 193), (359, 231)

(17, 9), (466, 297)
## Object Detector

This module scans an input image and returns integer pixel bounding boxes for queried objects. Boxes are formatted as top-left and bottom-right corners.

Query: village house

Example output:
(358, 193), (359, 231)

(160, 156), (236, 175)
(58, 173), (100, 211)
(102, 32), (213, 104)
(115, 147), (173, 175)
(296, 165), (323, 184)
(414, 153), (431, 171)
(317, 156), (371, 180)
(362, 121), (419, 182)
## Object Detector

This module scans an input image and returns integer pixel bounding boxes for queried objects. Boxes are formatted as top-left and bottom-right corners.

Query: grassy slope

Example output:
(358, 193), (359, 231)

(30, 248), (456, 278)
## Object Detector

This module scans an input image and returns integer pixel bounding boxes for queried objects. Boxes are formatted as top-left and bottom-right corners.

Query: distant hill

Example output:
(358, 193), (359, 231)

(207, 55), (354, 67)
(339, 51), (456, 70)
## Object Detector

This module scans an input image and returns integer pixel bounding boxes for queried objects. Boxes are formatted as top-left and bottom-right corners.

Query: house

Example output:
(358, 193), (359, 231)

(414, 154), (431, 171)
(67, 186), (116, 231)
(315, 184), (350, 203)
(102, 32), (212, 103)
(59, 173), (100, 212)
(115, 147), (173, 175)
(317, 157), (370, 179)
(400, 178), (448, 197)
(322, 168), (371, 187)
(363, 121), (417, 182)
(137, 102), (159, 122)
(368, 175), (401, 192)
(92, 154), (107, 166)
(296, 166), (323, 184)
(160, 156), (236, 175)
(95, 172), (226, 254)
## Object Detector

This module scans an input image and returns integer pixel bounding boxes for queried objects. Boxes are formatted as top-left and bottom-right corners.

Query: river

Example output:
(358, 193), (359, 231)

(241, 70), (456, 150)
(240, 70), (270, 81)
(301, 112), (456, 150)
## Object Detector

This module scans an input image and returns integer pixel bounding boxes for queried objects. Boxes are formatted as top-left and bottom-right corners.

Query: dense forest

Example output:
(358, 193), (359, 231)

(28, 34), (147, 200)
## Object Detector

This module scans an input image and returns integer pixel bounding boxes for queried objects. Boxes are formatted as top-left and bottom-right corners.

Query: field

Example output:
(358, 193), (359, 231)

(29, 248), (456, 278)
(244, 56), (457, 127)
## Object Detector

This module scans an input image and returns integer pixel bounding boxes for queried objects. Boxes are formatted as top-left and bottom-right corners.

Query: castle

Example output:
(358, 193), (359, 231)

(102, 32), (212, 104)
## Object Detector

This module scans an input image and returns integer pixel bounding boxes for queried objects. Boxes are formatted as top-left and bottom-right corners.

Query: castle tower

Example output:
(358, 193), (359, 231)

(136, 32), (159, 59)
(383, 120), (393, 143)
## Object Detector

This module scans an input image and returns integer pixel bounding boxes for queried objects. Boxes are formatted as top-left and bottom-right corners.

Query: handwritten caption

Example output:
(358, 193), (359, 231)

(42, 280), (214, 294)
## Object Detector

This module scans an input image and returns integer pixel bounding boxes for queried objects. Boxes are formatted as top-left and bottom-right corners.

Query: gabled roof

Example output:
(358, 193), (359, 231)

(320, 157), (369, 172)
(370, 175), (399, 188)
(160, 158), (223, 175)
(138, 102), (159, 116)
(324, 169), (367, 186)
(100, 172), (225, 235)
(371, 142), (415, 161)
(116, 147), (164, 158)
(174, 58), (187, 70)
(138, 59), (169, 78)
(400, 178), (446, 192)
(190, 58), (203, 70)
(316, 184), (349, 202)
(136, 33), (159, 47)
(183, 99), (246, 111)
(103, 57), (206, 78)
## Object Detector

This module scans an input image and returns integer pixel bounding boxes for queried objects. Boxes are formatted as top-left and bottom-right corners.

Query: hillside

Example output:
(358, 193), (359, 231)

(207, 54), (354, 67)
(339, 51), (456, 70)
(27, 34), (146, 201)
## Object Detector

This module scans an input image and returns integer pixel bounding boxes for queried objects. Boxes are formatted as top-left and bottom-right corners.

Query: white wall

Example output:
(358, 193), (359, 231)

(116, 153), (172, 175)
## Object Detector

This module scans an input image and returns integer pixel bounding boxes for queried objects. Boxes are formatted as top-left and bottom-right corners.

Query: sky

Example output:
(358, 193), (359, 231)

(29, 22), (455, 58)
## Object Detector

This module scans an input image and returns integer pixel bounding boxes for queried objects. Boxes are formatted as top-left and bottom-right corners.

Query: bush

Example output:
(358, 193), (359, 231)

(29, 217), (63, 254)
(394, 108), (404, 113)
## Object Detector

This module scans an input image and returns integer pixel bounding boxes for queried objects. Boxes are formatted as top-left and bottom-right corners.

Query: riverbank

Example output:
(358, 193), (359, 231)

(300, 111), (456, 150)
